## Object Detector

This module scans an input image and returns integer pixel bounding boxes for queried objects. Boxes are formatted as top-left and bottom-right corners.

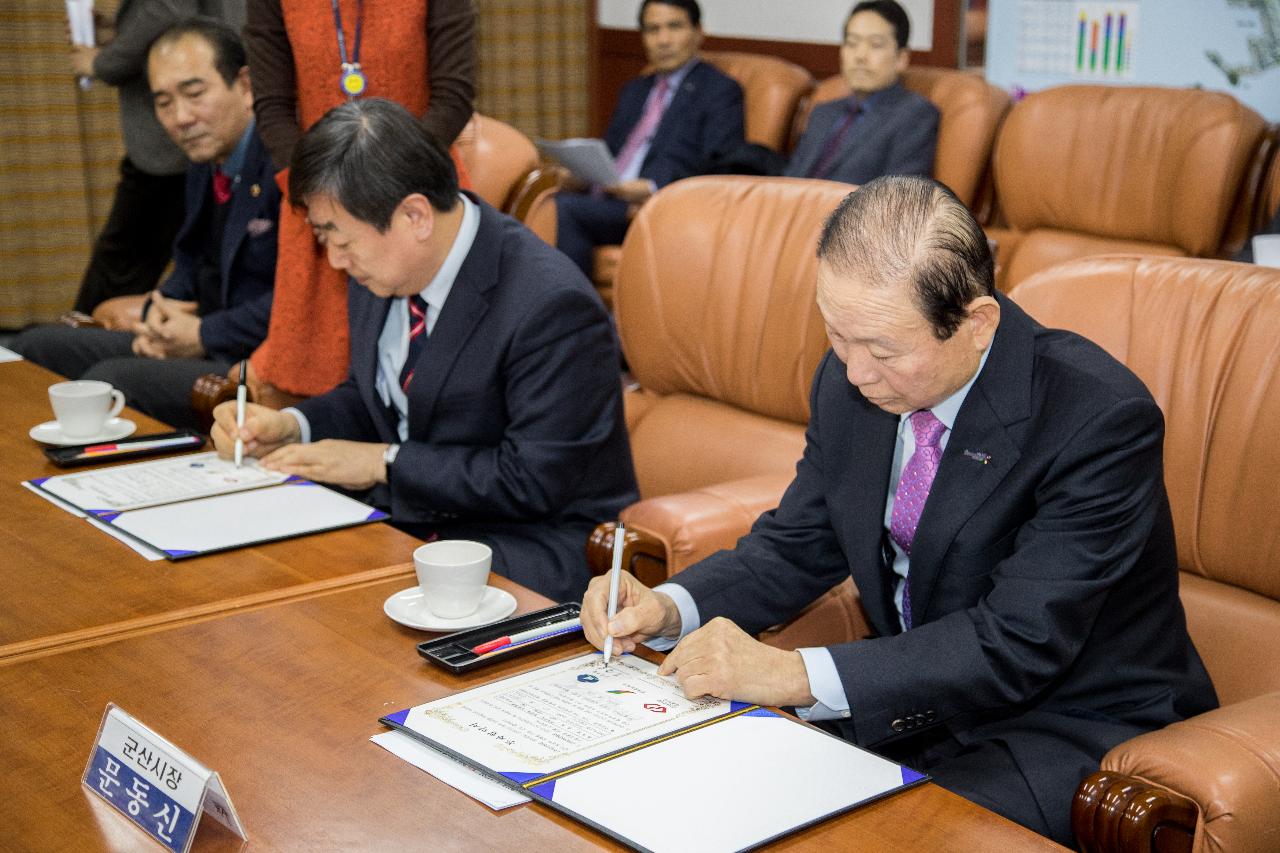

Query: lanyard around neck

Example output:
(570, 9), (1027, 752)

(331, 0), (367, 97)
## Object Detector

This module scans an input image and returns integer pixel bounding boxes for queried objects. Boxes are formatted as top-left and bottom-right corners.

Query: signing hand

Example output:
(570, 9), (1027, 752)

(211, 401), (300, 460)
(659, 617), (816, 708)
(260, 440), (388, 490)
(581, 570), (683, 656)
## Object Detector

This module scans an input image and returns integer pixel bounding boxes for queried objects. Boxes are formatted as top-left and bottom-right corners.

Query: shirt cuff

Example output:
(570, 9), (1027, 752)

(794, 647), (852, 721)
(282, 407), (311, 444)
(643, 582), (700, 652)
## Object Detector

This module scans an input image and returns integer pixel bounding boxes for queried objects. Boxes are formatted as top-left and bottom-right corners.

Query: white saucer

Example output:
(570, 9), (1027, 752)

(29, 418), (136, 446)
(383, 585), (518, 632)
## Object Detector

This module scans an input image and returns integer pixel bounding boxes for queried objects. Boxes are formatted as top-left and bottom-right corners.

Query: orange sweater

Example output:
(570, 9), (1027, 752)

(250, 0), (472, 397)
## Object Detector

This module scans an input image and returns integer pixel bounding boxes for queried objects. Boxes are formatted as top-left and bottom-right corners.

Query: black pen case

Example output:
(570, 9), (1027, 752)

(417, 602), (584, 674)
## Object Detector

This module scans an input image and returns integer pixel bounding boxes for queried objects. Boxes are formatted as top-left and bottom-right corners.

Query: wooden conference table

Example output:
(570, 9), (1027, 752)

(0, 356), (1064, 850)
(0, 576), (1065, 852)
(0, 358), (421, 664)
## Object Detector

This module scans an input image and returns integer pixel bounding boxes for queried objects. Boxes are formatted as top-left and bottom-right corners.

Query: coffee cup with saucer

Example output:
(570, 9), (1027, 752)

(384, 540), (517, 631)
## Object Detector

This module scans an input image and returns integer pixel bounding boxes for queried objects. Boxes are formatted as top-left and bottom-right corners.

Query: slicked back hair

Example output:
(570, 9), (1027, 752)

(846, 0), (911, 50)
(289, 98), (458, 232)
(818, 175), (995, 341)
(638, 0), (701, 28)
(150, 17), (246, 87)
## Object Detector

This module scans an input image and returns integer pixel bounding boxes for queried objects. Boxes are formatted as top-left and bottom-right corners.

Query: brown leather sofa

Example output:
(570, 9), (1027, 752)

(518, 51), (815, 306)
(985, 86), (1267, 291)
(584, 176), (849, 587)
(1008, 255), (1280, 853)
(793, 67), (1011, 212)
(454, 112), (547, 214)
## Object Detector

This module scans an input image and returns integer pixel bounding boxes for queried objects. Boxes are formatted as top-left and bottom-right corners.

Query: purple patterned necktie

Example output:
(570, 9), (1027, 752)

(614, 76), (671, 177)
(889, 409), (946, 629)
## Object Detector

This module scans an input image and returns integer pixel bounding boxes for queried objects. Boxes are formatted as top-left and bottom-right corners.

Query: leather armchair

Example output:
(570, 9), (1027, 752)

(793, 67), (1011, 213)
(1008, 255), (1280, 853)
(189, 113), (549, 429)
(516, 52), (815, 308)
(986, 86), (1267, 291)
(584, 176), (849, 588)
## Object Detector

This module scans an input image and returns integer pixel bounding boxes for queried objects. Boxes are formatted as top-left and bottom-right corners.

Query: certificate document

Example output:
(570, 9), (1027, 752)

(391, 654), (728, 778)
(34, 452), (289, 512)
(382, 652), (928, 852)
(27, 452), (387, 560)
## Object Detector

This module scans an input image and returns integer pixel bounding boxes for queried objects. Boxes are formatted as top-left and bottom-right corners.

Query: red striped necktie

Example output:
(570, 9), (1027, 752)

(398, 294), (429, 392)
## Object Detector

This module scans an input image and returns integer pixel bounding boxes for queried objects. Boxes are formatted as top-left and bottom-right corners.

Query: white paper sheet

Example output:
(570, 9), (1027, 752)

(370, 731), (530, 810)
(534, 138), (620, 185)
(37, 451), (290, 513)
(97, 482), (383, 557)
(541, 711), (917, 853)
(393, 653), (728, 778)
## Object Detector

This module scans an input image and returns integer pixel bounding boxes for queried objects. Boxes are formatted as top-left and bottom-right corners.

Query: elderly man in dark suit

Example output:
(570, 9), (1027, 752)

(581, 176), (1216, 846)
(213, 98), (638, 604)
(15, 19), (278, 432)
(553, 0), (744, 276)
(786, 1), (938, 185)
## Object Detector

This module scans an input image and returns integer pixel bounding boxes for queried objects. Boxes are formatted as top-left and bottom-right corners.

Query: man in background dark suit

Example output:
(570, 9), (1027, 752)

(786, 1), (938, 185)
(213, 98), (638, 604)
(15, 19), (278, 431)
(554, 0), (744, 276)
(581, 176), (1216, 846)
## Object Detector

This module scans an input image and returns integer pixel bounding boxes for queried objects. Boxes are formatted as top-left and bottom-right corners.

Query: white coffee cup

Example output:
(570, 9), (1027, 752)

(1253, 234), (1280, 269)
(48, 380), (125, 439)
(414, 540), (492, 619)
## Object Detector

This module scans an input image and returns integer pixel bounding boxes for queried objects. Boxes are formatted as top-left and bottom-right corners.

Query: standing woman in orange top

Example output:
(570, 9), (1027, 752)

(241, 0), (476, 404)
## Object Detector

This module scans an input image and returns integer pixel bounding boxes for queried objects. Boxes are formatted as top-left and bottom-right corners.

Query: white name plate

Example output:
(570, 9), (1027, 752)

(82, 704), (246, 852)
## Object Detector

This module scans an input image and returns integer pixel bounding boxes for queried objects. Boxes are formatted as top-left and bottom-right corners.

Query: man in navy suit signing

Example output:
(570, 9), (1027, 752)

(553, 0), (744, 276)
(15, 19), (278, 432)
(786, 1), (938, 185)
(580, 176), (1216, 845)
(212, 98), (638, 604)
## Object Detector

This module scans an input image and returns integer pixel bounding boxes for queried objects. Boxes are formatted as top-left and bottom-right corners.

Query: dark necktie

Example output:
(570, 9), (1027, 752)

(889, 410), (946, 629)
(807, 98), (863, 180)
(398, 294), (429, 393)
(212, 169), (232, 205)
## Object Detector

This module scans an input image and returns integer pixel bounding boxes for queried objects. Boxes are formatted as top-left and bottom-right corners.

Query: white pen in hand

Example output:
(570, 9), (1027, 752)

(233, 359), (247, 468)
(602, 521), (626, 667)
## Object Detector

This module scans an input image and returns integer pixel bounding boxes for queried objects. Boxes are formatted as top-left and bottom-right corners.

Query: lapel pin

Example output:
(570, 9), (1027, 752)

(250, 183), (261, 197)
(963, 449), (991, 465)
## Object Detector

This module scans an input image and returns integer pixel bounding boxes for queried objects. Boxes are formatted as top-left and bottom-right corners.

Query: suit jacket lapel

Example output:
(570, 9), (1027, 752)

(834, 389), (902, 634)
(907, 293), (1035, 623)
(403, 196), (498, 429)
(646, 61), (703, 163)
(218, 134), (269, 303)
(351, 287), (398, 442)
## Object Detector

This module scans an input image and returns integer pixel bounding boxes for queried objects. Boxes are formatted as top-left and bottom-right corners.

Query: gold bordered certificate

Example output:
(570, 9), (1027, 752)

(381, 652), (927, 852)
